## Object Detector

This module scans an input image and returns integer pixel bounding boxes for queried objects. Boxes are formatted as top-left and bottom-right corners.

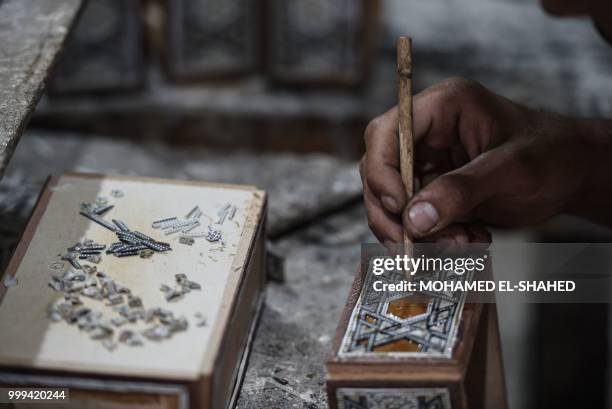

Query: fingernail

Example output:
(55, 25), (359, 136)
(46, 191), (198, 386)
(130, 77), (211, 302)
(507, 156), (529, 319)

(408, 202), (439, 233)
(381, 195), (399, 213)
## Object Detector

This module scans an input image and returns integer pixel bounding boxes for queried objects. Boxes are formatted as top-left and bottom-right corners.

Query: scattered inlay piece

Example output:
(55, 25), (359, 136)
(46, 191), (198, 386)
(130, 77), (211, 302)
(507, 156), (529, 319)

(47, 266), (200, 348)
(102, 339), (118, 352)
(110, 189), (124, 198)
(3, 275), (18, 288)
(179, 236), (195, 246)
(80, 199), (114, 218)
(216, 203), (236, 224)
(62, 239), (107, 267)
(48, 261), (65, 271)
(104, 220), (172, 258)
(160, 274), (201, 303)
(206, 226), (222, 243)
(78, 202), (172, 259)
(119, 330), (144, 347)
(152, 206), (203, 236)
(143, 315), (188, 342)
(194, 312), (207, 327)
(139, 249), (154, 259)
(153, 204), (235, 244)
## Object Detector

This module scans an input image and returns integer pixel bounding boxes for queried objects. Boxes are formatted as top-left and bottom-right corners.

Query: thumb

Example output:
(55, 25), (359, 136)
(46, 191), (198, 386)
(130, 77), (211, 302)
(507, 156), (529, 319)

(402, 151), (500, 237)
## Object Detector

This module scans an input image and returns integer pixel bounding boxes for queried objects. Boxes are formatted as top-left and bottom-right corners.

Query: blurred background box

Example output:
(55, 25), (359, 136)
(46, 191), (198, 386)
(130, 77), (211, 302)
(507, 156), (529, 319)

(48, 0), (143, 94)
(164, 0), (261, 81)
(267, 0), (379, 86)
(34, 0), (376, 157)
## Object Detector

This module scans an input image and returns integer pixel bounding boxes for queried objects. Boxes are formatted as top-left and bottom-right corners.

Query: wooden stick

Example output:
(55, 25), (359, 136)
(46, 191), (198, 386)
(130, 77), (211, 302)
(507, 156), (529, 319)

(397, 36), (414, 254)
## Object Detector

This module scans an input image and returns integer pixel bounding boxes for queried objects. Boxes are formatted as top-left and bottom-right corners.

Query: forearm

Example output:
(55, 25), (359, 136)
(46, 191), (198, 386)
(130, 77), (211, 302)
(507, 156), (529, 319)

(565, 118), (612, 226)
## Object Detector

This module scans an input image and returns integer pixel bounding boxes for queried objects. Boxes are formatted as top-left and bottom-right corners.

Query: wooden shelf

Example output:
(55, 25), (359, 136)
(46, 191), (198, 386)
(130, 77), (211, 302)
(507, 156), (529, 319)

(0, 0), (82, 179)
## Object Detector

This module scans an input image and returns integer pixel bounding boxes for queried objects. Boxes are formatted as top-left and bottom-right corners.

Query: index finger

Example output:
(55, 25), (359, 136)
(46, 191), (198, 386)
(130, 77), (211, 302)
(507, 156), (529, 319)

(413, 79), (502, 160)
(363, 106), (407, 213)
(412, 84), (461, 148)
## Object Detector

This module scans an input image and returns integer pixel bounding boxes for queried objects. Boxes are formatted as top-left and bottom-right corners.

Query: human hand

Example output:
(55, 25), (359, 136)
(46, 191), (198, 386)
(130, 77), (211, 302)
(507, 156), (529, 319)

(360, 78), (593, 245)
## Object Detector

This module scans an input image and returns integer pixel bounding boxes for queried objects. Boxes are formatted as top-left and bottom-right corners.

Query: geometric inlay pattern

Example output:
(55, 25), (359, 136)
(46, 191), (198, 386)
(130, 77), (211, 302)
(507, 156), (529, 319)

(339, 260), (471, 358)
(166, 0), (259, 78)
(337, 388), (452, 409)
(268, 0), (365, 83)
(49, 0), (142, 93)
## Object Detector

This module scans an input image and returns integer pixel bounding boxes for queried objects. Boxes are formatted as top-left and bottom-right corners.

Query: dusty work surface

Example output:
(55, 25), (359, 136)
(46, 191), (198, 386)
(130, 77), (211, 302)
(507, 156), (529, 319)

(0, 131), (367, 408)
(0, 0), (82, 178)
(0, 136), (605, 408)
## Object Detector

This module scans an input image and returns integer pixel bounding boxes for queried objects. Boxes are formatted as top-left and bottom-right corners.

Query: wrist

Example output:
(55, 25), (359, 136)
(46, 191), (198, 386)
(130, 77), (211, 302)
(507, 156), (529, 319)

(564, 118), (612, 220)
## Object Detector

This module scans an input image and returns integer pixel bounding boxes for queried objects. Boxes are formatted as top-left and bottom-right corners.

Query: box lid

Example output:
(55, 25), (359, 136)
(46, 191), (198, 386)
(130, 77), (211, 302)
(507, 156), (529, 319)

(0, 173), (266, 381)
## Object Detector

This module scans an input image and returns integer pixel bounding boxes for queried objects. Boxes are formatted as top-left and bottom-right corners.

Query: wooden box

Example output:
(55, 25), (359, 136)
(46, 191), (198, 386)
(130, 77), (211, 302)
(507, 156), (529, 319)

(0, 173), (267, 409)
(164, 0), (261, 81)
(326, 264), (507, 409)
(48, 0), (143, 94)
(266, 0), (379, 86)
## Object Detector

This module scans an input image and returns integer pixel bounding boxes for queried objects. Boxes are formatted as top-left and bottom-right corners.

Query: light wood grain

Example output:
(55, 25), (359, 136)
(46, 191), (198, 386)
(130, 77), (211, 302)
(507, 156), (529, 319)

(397, 36), (414, 253)
(0, 174), (265, 382)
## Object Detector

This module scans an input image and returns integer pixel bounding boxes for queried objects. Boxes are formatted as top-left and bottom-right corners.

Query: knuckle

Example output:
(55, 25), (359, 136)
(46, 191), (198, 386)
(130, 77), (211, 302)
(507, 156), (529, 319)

(360, 156), (380, 194)
(510, 146), (540, 188)
(444, 77), (482, 93)
(359, 156), (366, 176)
(365, 172), (380, 193)
(367, 218), (375, 231)
(364, 116), (383, 143)
(366, 212), (377, 231)
(439, 174), (473, 211)
(433, 77), (485, 105)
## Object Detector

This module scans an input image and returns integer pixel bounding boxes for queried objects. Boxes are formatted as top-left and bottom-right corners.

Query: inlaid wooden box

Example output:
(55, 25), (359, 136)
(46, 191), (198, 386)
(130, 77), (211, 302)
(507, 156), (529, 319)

(164, 0), (261, 81)
(326, 264), (507, 409)
(49, 0), (143, 94)
(0, 173), (267, 409)
(266, 0), (379, 86)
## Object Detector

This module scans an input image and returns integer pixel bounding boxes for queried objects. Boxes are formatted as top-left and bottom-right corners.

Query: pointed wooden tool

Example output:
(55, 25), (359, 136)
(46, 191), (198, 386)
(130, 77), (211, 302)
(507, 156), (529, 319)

(397, 36), (415, 254)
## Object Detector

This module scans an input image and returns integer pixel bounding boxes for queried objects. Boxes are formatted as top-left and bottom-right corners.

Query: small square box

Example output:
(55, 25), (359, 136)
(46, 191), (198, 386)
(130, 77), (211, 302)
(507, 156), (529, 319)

(326, 264), (506, 409)
(0, 173), (267, 409)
